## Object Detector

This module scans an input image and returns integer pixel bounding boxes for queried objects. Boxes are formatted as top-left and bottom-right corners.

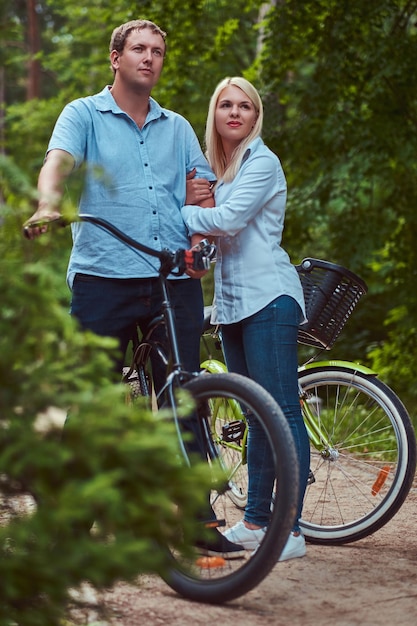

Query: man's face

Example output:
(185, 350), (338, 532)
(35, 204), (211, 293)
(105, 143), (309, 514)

(111, 28), (165, 92)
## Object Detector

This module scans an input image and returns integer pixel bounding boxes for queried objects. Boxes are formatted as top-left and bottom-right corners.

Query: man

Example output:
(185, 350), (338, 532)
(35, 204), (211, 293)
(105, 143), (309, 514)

(24, 19), (242, 557)
(25, 19), (212, 373)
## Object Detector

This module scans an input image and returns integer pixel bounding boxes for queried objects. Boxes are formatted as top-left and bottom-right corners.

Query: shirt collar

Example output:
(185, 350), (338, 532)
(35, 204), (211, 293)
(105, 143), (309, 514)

(241, 136), (263, 165)
(246, 136), (263, 153)
(94, 86), (168, 122)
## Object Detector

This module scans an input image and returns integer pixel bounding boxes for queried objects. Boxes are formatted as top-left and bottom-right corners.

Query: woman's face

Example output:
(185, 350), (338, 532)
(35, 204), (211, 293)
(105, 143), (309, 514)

(215, 84), (258, 150)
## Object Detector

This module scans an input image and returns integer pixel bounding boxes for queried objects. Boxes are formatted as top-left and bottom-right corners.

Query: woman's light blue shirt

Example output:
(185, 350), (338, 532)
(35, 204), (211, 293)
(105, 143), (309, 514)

(46, 86), (214, 286)
(181, 137), (306, 324)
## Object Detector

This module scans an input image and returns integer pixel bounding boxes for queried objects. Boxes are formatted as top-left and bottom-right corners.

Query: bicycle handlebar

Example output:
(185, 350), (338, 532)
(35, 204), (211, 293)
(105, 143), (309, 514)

(23, 214), (216, 276)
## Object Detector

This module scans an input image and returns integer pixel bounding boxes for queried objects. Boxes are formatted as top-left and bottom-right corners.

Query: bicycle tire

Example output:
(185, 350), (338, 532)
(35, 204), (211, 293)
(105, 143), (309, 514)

(163, 372), (298, 604)
(298, 365), (416, 544)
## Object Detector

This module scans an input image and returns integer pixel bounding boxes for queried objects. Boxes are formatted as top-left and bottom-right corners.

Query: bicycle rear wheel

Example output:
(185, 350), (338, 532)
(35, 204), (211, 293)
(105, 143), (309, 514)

(299, 365), (416, 544)
(163, 372), (298, 604)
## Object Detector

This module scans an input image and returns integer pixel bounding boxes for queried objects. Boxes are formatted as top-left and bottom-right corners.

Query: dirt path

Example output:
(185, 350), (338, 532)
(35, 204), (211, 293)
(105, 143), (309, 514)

(72, 476), (417, 626)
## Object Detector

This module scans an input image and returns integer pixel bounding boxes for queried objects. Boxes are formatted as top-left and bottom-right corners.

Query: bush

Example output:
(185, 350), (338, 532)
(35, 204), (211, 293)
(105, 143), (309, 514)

(0, 172), (210, 625)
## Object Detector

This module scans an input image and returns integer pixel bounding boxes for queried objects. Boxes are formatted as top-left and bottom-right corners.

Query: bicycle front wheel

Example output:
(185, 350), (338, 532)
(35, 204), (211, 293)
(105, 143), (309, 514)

(163, 372), (298, 604)
(299, 365), (416, 544)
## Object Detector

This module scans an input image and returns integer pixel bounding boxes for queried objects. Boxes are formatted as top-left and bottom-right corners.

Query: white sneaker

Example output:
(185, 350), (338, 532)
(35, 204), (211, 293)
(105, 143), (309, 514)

(278, 532), (306, 562)
(224, 520), (267, 550)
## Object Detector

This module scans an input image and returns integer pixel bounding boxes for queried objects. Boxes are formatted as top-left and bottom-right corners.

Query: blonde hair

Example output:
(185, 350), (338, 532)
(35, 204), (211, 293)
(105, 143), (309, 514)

(205, 77), (263, 183)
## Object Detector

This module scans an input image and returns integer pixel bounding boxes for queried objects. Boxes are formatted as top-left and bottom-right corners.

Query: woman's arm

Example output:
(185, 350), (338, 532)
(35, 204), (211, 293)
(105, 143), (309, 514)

(182, 152), (284, 238)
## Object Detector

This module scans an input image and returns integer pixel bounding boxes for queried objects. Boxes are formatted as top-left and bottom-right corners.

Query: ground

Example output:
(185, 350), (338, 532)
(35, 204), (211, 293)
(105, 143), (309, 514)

(70, 475), (417, 626)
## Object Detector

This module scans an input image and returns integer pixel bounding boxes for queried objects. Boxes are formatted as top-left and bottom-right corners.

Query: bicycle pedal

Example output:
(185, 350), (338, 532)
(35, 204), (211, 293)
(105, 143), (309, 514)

(222, 420), (245, 443)
(122, 367), (146, 398)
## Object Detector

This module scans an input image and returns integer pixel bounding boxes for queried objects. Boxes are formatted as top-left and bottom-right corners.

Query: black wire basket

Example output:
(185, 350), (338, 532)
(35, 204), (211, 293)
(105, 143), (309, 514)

(296, 258), (368, 350)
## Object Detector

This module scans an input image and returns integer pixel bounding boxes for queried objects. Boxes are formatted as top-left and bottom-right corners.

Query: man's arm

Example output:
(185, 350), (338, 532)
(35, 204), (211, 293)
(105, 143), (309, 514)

(24, 149), (75, 239)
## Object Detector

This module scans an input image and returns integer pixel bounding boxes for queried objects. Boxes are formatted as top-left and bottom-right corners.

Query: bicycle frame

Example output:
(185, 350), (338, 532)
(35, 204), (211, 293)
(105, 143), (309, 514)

(76, 213), (211, 381)
(200, 357), (247, 457)
(75, 214), (217, 463)
(299, 359), (378, 449)
(201, 355), (379, 455)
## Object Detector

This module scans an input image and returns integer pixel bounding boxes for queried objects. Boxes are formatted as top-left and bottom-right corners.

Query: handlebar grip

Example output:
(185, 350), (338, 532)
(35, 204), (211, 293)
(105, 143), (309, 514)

(22, 216), (67, 239)
(184, 246), (215, 271)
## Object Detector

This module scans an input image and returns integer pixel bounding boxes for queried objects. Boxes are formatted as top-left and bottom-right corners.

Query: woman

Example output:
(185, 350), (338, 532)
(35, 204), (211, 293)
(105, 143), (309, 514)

(182, 77), (310, 561)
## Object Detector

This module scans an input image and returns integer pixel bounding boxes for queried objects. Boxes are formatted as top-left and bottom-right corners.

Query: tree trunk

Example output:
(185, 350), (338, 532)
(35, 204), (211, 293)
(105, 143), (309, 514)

(26, 0), (41, 100)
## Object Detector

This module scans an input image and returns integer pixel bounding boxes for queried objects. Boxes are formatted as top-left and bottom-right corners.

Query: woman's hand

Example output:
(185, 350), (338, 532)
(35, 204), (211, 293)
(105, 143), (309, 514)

(186, 168), (215, 207)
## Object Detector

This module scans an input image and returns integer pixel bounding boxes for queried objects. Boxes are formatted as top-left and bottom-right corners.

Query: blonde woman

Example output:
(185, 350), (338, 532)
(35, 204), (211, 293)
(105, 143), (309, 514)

(182, 77), (310, 561)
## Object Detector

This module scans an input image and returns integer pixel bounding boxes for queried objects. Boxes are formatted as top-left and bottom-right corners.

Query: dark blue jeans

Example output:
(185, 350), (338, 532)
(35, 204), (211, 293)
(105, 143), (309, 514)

(71, 274), (203, 376)
(221, 295), (310, 532)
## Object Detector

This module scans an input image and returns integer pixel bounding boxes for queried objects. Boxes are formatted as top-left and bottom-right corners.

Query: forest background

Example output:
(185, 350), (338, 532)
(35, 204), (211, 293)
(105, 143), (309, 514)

(2, 0), (417, 419)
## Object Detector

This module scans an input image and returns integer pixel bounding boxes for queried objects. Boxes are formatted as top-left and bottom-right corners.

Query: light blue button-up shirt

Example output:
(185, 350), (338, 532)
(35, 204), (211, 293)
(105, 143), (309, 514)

(181, 137), (306, 324)
(46, 86), (214, 286)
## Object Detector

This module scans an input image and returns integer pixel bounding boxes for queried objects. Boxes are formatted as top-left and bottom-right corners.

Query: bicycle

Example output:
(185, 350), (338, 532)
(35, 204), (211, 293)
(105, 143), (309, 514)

(24, 215), (299, 604)
(201, 257), (417, 545)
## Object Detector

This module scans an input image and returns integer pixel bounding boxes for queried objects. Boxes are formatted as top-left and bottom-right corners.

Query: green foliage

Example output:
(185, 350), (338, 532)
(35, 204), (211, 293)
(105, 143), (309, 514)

(261, 0), (417, 258)
(0, 167), (211, 624)
(258, 0), (417, 412)
(4, 0), (264, 177)
(5, 98), (69, 176)
(3, 1), (416, 424)
(367, 314), (417, 416)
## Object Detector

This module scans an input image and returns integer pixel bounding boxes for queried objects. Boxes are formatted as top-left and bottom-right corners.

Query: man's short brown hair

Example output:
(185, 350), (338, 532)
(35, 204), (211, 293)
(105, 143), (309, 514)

(109, 19), (167, 54)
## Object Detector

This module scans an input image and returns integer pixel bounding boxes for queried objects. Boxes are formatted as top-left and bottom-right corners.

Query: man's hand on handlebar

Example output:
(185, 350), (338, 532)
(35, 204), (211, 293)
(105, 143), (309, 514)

(22, 212), (216, 280)
(22, 212), (63, 239)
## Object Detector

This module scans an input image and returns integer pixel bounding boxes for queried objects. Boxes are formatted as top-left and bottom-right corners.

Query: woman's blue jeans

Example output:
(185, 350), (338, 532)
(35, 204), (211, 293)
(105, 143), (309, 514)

(221, 295), (310, 532)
